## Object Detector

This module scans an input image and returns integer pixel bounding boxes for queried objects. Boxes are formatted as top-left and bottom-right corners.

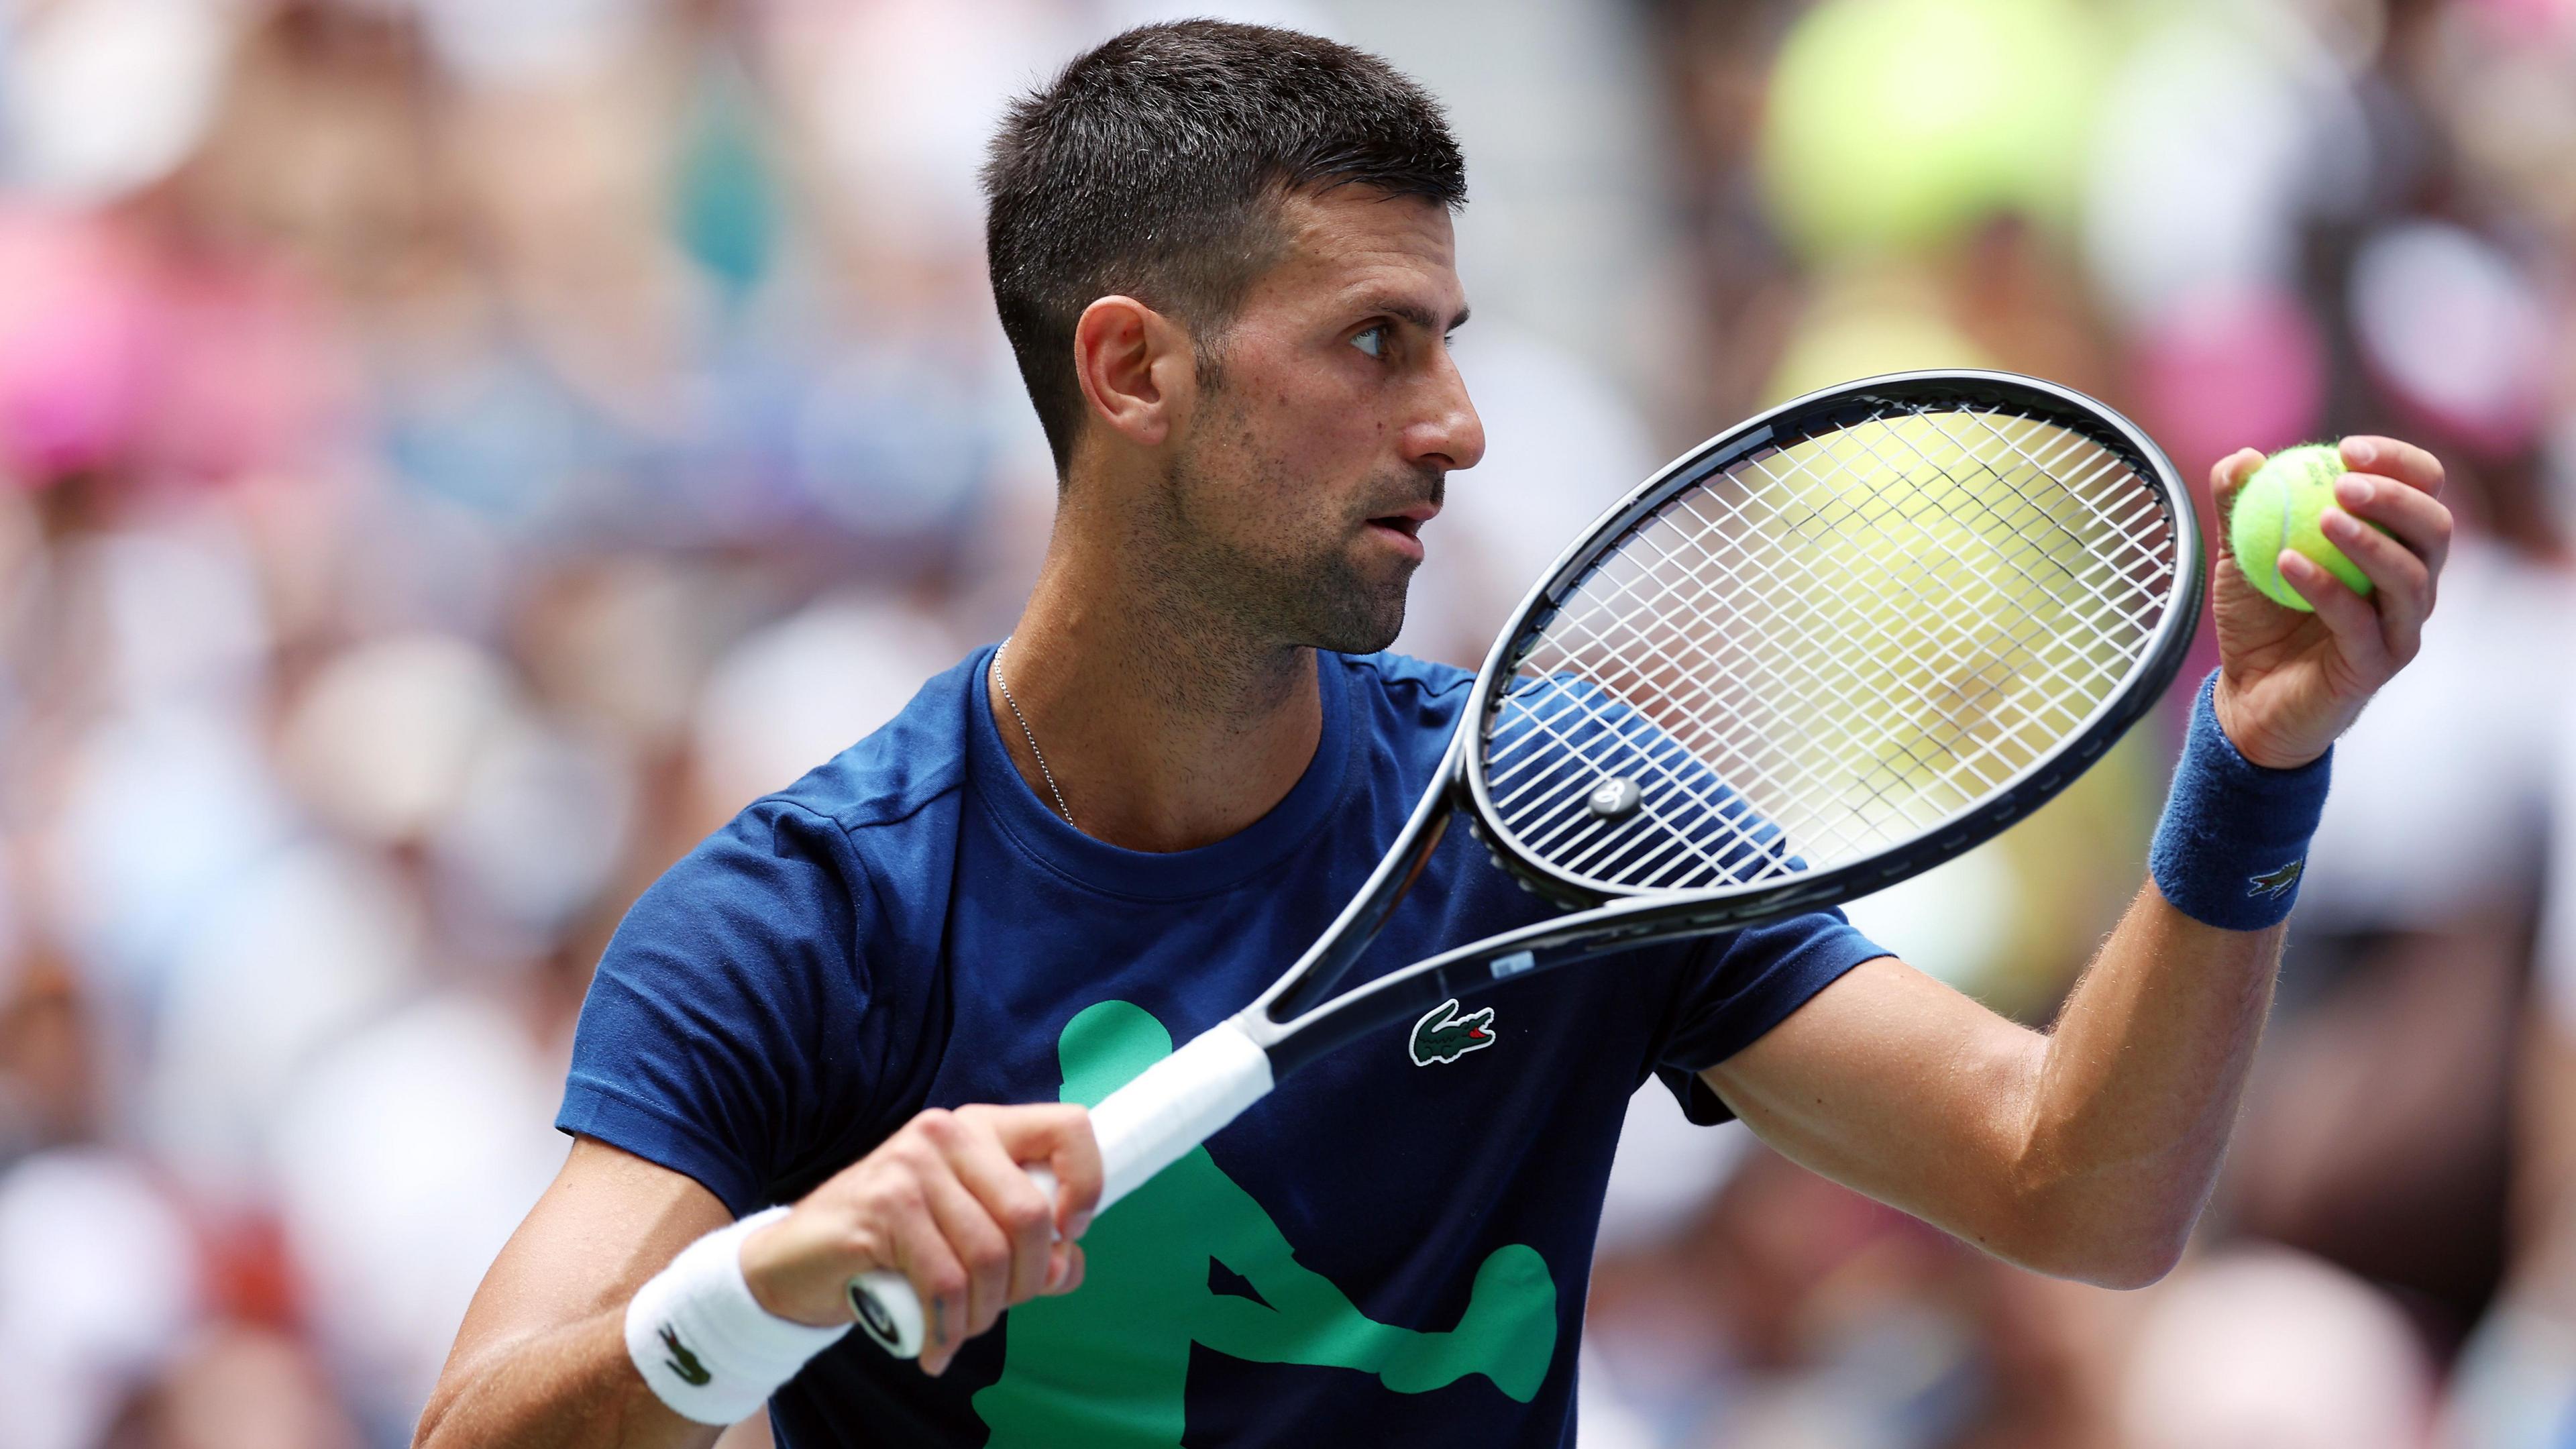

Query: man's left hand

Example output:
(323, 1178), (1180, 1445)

(2206, 435), (2452, 769)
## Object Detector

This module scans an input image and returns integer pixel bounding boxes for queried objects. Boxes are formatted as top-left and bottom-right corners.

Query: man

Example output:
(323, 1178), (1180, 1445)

(415, 20), (2454, 1449)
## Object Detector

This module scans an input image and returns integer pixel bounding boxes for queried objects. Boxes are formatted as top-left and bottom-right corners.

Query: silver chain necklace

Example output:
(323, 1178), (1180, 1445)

(992, 636), (1077, 828)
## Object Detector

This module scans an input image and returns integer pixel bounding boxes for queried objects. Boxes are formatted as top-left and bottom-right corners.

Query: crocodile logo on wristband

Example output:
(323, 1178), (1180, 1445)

(2246, 859), (2304, 899)
(658, 1324), (712, 1386)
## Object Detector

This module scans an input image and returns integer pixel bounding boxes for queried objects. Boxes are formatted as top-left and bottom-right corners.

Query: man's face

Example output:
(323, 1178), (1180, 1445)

(1159, 188), (1484, 654)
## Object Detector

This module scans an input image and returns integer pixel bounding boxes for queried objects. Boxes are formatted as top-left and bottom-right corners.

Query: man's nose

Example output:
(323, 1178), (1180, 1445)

(1408, 355), (1485, 474)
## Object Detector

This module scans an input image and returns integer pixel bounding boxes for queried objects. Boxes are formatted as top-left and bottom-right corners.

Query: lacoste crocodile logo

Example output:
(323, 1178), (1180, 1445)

(2247, 859), (2304, 900)
(1410, 998), (1496, 1067)
(659, 1324), (712, 1386)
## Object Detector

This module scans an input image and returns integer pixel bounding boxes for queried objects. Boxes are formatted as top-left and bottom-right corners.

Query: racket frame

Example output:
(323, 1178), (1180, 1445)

(1250, 370), (2200, 1075)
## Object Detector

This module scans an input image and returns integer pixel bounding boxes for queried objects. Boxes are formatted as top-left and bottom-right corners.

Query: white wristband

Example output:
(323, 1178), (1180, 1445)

(625, 1206), (852, 1425)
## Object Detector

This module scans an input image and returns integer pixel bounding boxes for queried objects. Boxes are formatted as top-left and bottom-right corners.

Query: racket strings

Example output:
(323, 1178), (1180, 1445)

(1490, 677), (1788, 887)
(1484, 399), (2178, 894)
(1517, 458), (2139, 865)
(1514, 410), (2163, 881)
(1592, 432), (2159, 866)
(1740, 421), (2167, 743)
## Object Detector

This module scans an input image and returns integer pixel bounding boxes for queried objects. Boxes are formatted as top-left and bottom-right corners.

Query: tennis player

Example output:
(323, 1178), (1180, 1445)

(415, 20), (2453, 1449)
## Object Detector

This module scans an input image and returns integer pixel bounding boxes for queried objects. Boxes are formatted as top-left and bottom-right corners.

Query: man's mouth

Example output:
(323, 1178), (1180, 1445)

(1364, 508), (1434, 561)
(1364, 500), (1440, 557)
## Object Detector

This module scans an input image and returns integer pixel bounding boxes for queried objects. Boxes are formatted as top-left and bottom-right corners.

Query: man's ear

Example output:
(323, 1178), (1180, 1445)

(1071, 295), (1197, 449)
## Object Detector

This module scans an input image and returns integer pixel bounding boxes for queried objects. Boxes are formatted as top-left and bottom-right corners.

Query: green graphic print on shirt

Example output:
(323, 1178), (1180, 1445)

(970, 1000), (1559, 1448)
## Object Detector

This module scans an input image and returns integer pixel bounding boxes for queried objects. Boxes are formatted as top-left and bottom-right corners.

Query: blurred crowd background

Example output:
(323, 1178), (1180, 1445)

(0, 0), (2568, 1446)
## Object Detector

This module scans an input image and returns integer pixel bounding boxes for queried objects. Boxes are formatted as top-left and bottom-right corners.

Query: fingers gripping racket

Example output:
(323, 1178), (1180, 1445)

(851, 370), (2202, 1356)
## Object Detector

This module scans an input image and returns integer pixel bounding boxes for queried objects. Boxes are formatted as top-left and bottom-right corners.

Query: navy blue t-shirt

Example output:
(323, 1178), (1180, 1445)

(559, 647), (1887, 1447)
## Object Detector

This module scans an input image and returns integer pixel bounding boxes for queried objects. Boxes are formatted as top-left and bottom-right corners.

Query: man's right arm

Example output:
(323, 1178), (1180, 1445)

(415, 1106), (1101, 1449)
(414, 1137), (733, 1449)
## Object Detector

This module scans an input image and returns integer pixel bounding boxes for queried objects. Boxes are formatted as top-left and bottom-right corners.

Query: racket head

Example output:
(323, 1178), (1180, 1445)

(1460, 370), (2200, 918)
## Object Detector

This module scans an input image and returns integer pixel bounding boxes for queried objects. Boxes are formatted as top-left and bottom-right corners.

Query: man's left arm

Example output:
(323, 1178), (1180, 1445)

(1700, 435), (2452, 1289)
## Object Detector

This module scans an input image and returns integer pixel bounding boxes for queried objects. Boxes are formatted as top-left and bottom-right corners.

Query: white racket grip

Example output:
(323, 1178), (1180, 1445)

(1089, 1018), (1275, 1213)
(848, 1021), (1273, 1358)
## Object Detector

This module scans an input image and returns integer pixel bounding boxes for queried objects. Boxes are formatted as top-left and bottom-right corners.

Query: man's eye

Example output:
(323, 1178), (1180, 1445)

(1352, 325), (1387, 359)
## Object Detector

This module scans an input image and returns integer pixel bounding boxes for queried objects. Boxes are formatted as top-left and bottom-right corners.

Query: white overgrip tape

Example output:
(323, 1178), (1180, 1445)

(625, 1206), (852, 1425)
(1088, 1019), (1275, 1212)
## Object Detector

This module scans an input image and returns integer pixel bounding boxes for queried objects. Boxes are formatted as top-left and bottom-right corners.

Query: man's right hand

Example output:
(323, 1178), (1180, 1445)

(738, 1102), (1104, 1375)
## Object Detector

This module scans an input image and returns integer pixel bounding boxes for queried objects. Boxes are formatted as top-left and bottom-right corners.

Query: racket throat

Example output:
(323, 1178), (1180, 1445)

(1260, 737), (1466, 1024)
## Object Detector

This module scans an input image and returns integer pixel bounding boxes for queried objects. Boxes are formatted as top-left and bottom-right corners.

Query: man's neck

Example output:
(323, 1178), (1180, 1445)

(989, 534), (1326, 854)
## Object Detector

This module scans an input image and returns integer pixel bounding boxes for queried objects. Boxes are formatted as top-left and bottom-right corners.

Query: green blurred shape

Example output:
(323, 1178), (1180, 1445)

(673, 58), (780, 299)
(1760, 0), (2107, 256)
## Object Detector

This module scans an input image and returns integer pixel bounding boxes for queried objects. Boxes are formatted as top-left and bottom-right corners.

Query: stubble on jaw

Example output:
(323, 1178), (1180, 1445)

(1144, 387), (1427, 679)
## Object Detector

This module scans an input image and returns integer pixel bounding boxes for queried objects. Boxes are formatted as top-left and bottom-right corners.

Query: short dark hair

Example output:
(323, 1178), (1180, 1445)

(983, 20), (1467, 474)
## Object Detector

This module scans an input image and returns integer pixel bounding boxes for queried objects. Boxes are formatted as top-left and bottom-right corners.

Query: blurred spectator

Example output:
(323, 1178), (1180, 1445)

(0, 1148), (200, 1449)
(102, 1324), (364, 1449)
(2117, 1248), (2438, 1449)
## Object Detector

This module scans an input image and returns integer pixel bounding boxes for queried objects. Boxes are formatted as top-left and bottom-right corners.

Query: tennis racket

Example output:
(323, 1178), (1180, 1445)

(851, 368), (2202, 1356)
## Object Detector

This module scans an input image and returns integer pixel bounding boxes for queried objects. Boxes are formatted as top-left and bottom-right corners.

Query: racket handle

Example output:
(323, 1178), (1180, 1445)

(846, 1267), (924, 1358)
(847, 1020), (1274, 1358)
(847, 1167), (1061, 1357)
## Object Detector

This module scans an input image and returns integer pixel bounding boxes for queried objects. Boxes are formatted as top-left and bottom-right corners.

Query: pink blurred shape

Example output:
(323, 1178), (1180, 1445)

(2461, 0), (2576, 44)
(2133, 283), (2326, 482)
(2133, 284), (2324, 720)
(144, 256), (349, 485)
(0, 209), (160, 485)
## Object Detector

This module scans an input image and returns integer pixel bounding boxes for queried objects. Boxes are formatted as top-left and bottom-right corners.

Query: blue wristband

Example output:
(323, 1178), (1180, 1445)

(2148, 671), (2332, 930)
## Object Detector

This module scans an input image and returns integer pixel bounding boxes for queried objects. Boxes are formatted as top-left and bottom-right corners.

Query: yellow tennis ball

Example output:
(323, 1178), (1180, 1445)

(2229, 443), (2372, 611)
